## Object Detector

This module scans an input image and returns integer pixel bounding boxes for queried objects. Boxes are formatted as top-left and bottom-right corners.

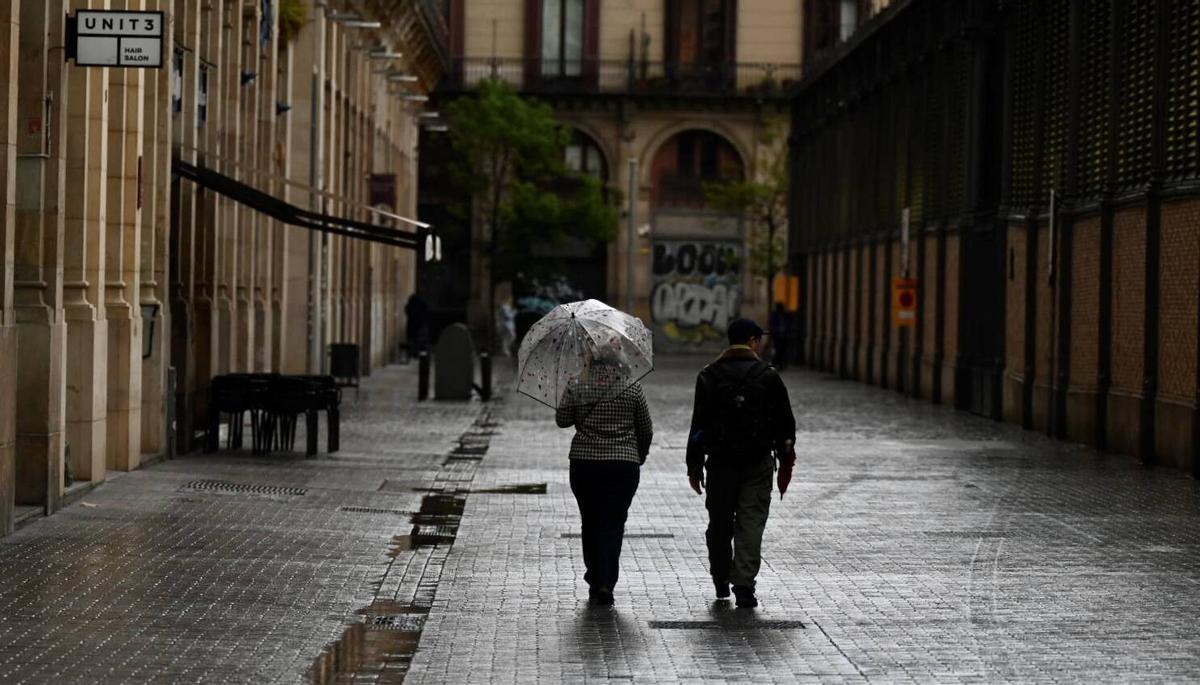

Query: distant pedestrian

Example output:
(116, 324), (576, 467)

(405, 292), (430, 357)
(686, 318), (796, 608)
(556, 346), (653, 606)
(769, 302), (791, 370)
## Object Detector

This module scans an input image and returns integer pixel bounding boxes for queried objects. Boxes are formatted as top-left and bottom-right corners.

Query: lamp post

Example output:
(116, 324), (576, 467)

(626, 158), (638, 314)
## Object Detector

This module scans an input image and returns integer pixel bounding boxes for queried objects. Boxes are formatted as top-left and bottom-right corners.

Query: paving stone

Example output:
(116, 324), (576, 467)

(405, 358), (1200, 684)
(2, 357), (1200, 682)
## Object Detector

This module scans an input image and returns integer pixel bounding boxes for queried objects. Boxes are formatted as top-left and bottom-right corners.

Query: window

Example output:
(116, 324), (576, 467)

(839, 0), (858, 42)
(677, 0), (727, 65)
(564, 133), (606, 180)
(542, 0), (584, 77)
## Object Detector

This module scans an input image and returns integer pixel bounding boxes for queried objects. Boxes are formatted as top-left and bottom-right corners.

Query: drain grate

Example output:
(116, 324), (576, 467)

(649, 620), (806, 630)
(365, 614), (426, 631)
(923, 530), (1007, 538)
(562, 532), (674, 539)
(182, 480), (307, 496)
(339, 506), (409, 516)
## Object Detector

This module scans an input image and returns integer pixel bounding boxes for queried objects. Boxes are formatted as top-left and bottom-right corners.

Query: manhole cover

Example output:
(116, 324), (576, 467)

(649, 620), (806, 629)
(182, 480), (307, 496)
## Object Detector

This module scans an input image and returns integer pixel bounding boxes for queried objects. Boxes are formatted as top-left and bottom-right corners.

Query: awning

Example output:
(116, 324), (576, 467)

(173, 158), (428, 250)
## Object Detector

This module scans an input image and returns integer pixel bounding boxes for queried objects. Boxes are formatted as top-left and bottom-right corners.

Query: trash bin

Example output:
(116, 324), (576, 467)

(328, 343), (361, 398)
(434, 324), (475, 401)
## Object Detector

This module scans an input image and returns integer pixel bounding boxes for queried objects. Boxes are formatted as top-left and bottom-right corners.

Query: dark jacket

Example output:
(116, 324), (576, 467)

(685, 346), (796, 478)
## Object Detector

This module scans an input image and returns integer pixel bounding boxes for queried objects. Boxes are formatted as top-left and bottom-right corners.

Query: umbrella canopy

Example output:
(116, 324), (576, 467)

(517, 299), (653, 409)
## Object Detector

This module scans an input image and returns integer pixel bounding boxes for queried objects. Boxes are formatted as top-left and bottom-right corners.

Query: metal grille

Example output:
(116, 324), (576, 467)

(1041, 0), (1072, 197)
(338, 506), (410, 516)
(923, 531), (1008, 539)
(365, 614), (426, 631)
(182, 480), (307, 496)
(1077, 1), (1114, 198)
(1116, 0), (1157, 189)
(561, 533), (674, 539)
(1007, 0), (1041, 207)
(649, 620), (806, 629)
(1166, 1), (1200, 181)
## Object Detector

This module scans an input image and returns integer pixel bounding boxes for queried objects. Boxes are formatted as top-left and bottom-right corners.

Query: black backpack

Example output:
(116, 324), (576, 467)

(703, 361), (772, 459)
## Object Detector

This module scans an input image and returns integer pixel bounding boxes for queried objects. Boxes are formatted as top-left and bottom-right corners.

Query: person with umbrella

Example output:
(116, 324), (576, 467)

(686, 318), (796, 609)
(518, 300), (654, 607)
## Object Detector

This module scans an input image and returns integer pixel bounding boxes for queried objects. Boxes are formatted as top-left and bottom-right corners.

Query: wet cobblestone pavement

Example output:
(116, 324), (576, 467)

(0, 364), (483, 683)
(1, 359), (1199, 683)
(407, 358), (1200, 684)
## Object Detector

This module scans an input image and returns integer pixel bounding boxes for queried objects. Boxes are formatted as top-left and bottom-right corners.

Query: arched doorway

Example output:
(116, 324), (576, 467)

(647, 129), (746, 349)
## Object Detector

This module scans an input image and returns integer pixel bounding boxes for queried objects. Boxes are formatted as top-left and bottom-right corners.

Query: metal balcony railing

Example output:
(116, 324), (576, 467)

(442, 58), (803, 99)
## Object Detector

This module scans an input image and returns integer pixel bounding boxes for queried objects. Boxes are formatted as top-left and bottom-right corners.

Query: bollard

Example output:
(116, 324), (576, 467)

(418, 351), (430, 401)
(479, 352), (492, 401)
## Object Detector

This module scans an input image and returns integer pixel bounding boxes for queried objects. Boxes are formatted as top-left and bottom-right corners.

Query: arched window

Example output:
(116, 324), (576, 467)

(564, 131), (607, 180)
(651, 130), (743, 208)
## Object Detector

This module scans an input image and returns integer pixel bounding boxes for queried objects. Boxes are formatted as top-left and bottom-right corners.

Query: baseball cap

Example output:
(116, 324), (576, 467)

(727, 318), (765, 345)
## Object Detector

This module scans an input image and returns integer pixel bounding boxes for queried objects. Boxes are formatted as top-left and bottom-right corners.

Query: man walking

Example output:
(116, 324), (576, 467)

(686, 318), (796, 608)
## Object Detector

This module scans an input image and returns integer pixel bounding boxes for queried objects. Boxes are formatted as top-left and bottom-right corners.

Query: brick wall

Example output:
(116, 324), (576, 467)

(941, 232), (959, 405)
(921, 233), (938, 400)
(1155, 200), (1200, 467)
(847, 247), (859, 378)
(1032, 223), (1055, 431)
(1004, 223), (1028, 424)
(858, 245), (871, 379)
(1107, 208), (1146, 456)
(1067, 215), (1102, 443)
(873, 240), (887, 384)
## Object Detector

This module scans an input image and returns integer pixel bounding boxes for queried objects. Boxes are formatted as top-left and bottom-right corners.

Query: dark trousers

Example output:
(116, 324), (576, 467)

(705, 458), (773, 590)
(569, 460), (640, 590)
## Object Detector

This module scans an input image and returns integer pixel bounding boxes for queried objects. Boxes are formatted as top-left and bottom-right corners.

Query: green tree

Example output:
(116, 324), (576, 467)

(705, 123), (790, 310)
(445, 79), (616, 347)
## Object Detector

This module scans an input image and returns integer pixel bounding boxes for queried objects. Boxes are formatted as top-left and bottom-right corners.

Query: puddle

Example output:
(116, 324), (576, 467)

(412, 483), (547, 495)
(307, 600), (428, 684)
(474, 483), (547, 495)
(386, 535), (413, 558)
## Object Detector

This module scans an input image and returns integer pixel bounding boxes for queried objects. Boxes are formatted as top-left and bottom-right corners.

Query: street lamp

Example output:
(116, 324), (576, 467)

(400, 94), (428, 102)
(388, 74), (419, 83)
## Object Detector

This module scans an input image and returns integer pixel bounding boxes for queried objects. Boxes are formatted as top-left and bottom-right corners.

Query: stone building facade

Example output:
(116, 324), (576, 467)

(0, 0), (445, 535)
(789, 0), (1200, 474)
(427, 0), (805, 352)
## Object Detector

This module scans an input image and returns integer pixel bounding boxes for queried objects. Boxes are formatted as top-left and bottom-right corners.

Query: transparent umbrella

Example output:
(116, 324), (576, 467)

(516, 299), (654, 409)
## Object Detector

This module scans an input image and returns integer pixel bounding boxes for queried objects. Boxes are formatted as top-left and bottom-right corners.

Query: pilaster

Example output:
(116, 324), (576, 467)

(104, 0), (146, 472)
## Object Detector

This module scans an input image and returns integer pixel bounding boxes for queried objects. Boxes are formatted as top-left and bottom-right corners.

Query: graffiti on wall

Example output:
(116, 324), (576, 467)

(651, 240), (742, 345)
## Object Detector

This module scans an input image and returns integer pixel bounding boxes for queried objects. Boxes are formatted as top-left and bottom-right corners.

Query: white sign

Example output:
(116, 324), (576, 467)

(73, 11), (165, 68)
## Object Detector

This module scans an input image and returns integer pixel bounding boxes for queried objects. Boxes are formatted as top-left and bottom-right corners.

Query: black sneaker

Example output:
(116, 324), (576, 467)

(714, 580), (731, 599)
(732, 585), (758, 608)
(590, 586), (614, 606)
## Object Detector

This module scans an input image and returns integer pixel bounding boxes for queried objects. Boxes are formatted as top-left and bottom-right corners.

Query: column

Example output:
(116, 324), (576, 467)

(139, 0), (172, 456)
(170, 0), (200, 453)
(14, 0), (68, 509)
(254, 0), (278, 371)
(0, 0), (20, 534)
(192, 0), (223, 426)
(215, 0), (240, 375)
(63, 0), (109, 484)
(104, 0), (146, 472)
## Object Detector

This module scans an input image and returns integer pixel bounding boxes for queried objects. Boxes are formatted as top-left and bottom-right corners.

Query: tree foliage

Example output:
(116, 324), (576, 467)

(445, 79), (616, 342)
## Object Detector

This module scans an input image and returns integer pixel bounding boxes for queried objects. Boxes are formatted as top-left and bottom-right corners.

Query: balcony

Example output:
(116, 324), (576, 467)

(440, 58), (803, 100)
